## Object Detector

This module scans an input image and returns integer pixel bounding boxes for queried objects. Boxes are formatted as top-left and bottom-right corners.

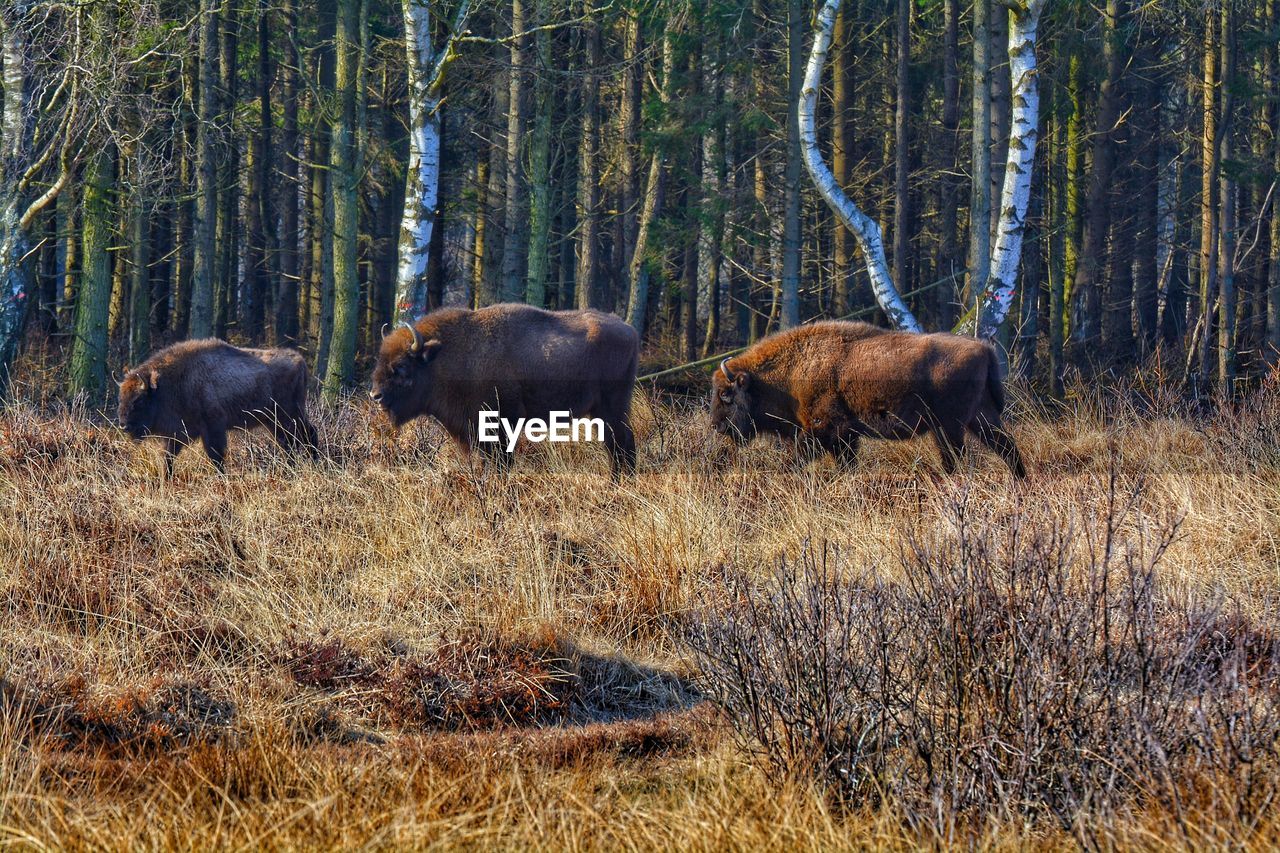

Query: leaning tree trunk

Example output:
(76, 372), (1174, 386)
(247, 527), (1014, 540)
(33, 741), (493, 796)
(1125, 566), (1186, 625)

(625, 28), (676, 334)
(799, 0), (921, 332)
(974, 0), (1048, 340)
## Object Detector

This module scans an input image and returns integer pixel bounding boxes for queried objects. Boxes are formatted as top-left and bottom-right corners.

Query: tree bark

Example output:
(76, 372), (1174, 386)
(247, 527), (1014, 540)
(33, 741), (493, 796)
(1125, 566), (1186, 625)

(967, 0), (991, 313)
(68, 147), (115, 403)
(626, 28), (676, 334)
(276, 0), (301, 343)
(780, 0), (805, 329)
(214, 0), (240, 338)
(891, 0), (910, 294)
(575, 1), (601, 310)
(1070, 0), (1125, 355)
(501, 0), (532, 302)
(799, 0), (921, 332)
(189, 0), (220, 338)
(936, 0), (960, 328)
(323, 0), (362, 403)
(525, 0), (553, 308)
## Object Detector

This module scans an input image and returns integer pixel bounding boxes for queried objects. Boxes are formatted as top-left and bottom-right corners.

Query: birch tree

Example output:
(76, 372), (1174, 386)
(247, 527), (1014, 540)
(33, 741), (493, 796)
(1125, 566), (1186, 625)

(0, 1), (84, 397)
(394, 0), (473, 321)
(798, 0), (921, 332)
(973, 0), (1048, 340)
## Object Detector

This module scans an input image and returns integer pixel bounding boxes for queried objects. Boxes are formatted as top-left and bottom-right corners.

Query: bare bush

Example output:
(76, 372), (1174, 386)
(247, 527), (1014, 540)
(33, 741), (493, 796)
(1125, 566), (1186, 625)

(687, 472), (1280, 842)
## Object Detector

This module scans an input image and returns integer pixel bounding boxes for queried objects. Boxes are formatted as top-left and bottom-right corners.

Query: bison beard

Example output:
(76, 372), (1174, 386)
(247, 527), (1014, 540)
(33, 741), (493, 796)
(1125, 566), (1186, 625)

(371, 304), (640, 476)
(709, 321), (1026, 478)
(118, 339), (318, 475)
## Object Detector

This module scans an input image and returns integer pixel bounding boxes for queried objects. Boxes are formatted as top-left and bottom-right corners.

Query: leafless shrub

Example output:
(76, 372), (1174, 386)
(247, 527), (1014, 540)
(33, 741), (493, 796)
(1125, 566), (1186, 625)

(687, 472), (1280, 841)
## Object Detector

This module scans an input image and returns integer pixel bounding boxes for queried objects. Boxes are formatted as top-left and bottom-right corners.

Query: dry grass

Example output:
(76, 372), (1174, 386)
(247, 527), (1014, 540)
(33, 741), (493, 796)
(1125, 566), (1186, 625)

(2, 365), (1280, 849)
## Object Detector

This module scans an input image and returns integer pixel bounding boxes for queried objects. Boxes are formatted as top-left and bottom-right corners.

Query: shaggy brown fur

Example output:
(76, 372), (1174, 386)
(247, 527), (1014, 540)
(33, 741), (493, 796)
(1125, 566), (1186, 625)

(371, 304), (640, 475)
(710, 321), (1026, 477)
(118, 339), (317, 474)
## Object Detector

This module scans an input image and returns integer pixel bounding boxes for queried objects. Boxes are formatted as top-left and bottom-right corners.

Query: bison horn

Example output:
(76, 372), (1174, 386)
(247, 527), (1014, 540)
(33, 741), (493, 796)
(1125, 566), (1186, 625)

(380, 323), (390, 340)
(400, 320), (425, 354)
(719, 358), (735, 382)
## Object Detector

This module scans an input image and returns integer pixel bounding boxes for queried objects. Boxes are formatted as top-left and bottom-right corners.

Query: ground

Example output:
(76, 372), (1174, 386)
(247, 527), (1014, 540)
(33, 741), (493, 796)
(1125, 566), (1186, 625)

(2, 371), (1279, 849)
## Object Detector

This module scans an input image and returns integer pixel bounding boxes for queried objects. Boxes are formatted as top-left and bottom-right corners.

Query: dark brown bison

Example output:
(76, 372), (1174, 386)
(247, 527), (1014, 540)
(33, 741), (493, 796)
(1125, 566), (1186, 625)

(710, 321), (1026, 477)
(370, 303), (639, 474)
(118, 339), (318, 474)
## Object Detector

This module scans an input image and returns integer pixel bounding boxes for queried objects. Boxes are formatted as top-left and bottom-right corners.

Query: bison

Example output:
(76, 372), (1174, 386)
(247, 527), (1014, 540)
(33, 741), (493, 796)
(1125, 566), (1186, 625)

(710, 321), (1026, 477)
(118, 339), (318, 474)
(370, 303), (639, 475)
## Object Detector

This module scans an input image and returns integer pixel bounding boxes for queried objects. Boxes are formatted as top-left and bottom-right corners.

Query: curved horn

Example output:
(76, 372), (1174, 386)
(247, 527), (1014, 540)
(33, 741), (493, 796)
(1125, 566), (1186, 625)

(380, 323), (390, 340)
(400, 320), (424, 353)
(719, 358), (735, 381)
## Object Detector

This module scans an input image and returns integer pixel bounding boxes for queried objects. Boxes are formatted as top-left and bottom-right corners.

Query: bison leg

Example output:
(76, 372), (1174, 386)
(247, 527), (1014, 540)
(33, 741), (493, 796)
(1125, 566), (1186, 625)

(162, 437), (182, 478)
(604, 418), (637, 477)
(826, 432), (860, 468)
(933, 426), (966, 475)
(968, 419), (1027, 479)
(201, 429), (228, 473)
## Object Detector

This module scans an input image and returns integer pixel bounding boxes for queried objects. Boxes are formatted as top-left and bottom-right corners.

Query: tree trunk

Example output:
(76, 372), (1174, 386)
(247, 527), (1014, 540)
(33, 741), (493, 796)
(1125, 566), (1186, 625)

(276, 0), (301, 343)
(967, 0), (991, 313)
(214, 0), (240, 338)
(1195, 6), (1219, 386)
(323, 0), (361, 403)
(891, 0), (910, 293)
(575, 1), (601, 310)
(1134, 60), (1163, 353)
(626, 28), (676, 334)
(189, 0), (220, 338)
(619, 11), (643, 304)
(780, 0), (804, 329)
(501, 0), (531, 302)
(800, 0), (920, 332)
(936, 0), (960, 327)
(243, 0), (275, 343)
(128, 188), (151, 366)
(395, 0), (472, 320)
(1270, 0), (1280, 367)
(525, 0), (553, 308)
(68, 147), (116, 403)
(1070, 0), (1125, 355)
(1217, 0), (1236, 390)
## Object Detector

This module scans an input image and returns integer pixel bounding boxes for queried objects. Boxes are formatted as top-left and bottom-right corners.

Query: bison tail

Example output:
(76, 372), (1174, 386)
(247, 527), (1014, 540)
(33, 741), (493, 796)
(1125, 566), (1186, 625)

(985, 347), (1006, 417)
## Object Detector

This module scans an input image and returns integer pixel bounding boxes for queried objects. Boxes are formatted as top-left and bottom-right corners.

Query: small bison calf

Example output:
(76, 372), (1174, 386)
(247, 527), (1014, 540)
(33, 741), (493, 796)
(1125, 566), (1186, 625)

(710, 321), (1026, 478)
(118, 339), (318, 474)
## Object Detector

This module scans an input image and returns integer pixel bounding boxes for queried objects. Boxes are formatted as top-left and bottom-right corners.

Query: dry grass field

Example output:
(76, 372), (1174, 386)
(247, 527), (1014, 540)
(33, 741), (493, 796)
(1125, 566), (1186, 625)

(2, 359), (1280, 849)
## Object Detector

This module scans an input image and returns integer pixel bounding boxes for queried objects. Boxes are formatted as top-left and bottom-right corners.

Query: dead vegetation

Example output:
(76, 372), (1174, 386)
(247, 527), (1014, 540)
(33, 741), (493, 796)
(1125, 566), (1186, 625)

(2, 369), (1279, 848)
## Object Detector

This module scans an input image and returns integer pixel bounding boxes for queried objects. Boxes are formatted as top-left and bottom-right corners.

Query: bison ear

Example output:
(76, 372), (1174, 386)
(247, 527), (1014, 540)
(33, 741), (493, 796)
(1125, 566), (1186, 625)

(147, 369), (160, 391)
(415, 338), (442, 361)
(733, 370), (750, 389)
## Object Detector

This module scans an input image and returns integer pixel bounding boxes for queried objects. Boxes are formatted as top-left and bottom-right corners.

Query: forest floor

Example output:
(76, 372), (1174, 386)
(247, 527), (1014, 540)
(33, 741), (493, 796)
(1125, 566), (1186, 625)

(2, 364), (1280, 849)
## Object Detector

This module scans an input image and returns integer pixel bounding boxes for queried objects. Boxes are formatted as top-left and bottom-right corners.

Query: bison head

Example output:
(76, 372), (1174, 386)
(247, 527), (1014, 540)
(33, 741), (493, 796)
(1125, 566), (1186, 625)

(370, 322), (442, 427)
(118, 370), (161, 439)
(710, 358), (754, 443)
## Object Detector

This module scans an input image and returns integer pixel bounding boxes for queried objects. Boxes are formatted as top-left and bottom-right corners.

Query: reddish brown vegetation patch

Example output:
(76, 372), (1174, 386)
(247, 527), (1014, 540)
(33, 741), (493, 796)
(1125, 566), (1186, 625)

(2, 677), (236, 757)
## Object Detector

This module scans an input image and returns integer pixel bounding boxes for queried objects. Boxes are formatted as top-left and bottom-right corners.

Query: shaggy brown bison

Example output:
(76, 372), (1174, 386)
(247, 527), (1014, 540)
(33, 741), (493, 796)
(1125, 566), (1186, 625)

(371, 303), (639, 474)
(118, 339), (318, 474)
(710, 321), (1026, 477)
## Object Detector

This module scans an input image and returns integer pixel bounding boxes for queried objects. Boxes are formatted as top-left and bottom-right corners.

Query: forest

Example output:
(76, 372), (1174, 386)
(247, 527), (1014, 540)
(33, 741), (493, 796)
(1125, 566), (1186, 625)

(1, 0), (1277, 403)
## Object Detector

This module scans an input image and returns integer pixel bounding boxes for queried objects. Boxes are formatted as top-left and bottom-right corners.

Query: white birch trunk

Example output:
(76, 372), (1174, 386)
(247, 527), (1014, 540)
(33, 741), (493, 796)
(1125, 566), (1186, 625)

(395, 0), (471, 321)
(975, 0), (1046, 340)
(799, 0), (921, 332)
